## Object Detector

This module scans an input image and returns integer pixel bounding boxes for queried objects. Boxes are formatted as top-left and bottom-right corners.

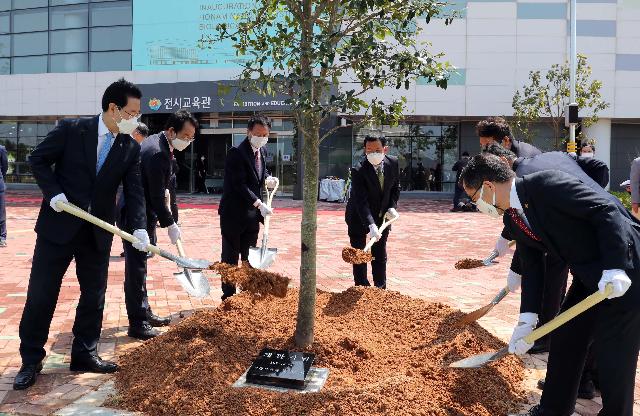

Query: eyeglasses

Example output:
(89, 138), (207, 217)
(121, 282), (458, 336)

(118, 107), (141, 120)
(468, 182), (484, 205)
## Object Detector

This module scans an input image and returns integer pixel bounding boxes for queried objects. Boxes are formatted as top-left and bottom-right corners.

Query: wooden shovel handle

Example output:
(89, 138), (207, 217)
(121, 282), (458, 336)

(523, 284), (612, 344)
(58, 201), (161, 256)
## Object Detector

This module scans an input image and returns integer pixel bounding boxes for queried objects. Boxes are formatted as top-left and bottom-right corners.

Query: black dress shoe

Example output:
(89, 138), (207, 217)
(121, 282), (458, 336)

(146, 312), (170, 327)
(70, 354), (118, 373)
(537, 378), (595, 400)
(127, 323), (160, 340)
(13, 362), (43, 390)
(524, 405), (543, 416)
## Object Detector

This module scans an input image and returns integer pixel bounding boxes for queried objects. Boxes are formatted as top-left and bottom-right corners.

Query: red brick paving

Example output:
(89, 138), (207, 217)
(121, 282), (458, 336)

(0, 189), (638, 415)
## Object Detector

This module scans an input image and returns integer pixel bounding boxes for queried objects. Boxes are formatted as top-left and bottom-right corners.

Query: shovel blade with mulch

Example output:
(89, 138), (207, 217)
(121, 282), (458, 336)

(209, 262), (290, 298)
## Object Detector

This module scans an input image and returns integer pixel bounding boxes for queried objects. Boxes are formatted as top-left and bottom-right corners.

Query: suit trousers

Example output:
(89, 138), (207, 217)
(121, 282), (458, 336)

(536, 253), (568, 341)
(349, 228), (390, 289)
(122, 219), (156, 326)
(220, 216), (260, 300)
(19, 223), (110, 364)
(540, 282), (640, 416)
(0, 190), (5, 240)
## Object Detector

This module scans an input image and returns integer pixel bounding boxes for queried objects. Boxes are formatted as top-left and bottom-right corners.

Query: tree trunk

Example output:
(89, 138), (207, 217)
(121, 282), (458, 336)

(294, 113), (320, 348)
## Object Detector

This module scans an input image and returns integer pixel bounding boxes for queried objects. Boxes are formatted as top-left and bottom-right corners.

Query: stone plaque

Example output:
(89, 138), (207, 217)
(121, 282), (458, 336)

(246, 348), (315, 389)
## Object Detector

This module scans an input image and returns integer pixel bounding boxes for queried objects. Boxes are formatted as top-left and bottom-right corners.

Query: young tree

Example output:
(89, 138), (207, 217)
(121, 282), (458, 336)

(211, 0), (454, 347)
(511, 54), (609, 149)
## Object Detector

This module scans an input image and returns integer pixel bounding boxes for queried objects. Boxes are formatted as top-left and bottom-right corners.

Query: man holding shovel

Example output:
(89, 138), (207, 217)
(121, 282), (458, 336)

(15, 79), (150, 390)
(218, 114), (279, 300)
(345, 135), (400, 289)
(124, 110), (199, 340)
(460, 154), (640, 416)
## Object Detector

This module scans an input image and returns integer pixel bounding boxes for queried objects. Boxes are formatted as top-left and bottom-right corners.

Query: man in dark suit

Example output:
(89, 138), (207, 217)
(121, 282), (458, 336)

(218, 114), (278, 300)
(15, 79), (150, 390)
(123, 110), (198, 339)
(451, 151), (470, 212)
(460, 154), (640, 416)
(477, 116), (542, 158)
(0, 144), (7, 247)
(195, 155), (208, 194)
(345, 136), (400, 289)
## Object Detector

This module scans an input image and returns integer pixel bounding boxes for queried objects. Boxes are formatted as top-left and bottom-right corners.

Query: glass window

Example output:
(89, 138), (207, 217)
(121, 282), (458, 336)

(12, 8), (48, 33)
(90, 50), (129, 71)
(51, 0), (88, 5)
(51, 28), (87, 53)
(50, 52), (87, 72)
(13, 32), (48, 56)
(12, 55), (47, 74)
(0, 57), (9, 74)
(0, 13), (9, 33)
(0, 34), (9, 57)
(12, 0), (47, 9)
(50, 4), (88, 29)
(0, 0), (10, 12)
(90, 26), (130, 51)
(90, 1), (131, 26)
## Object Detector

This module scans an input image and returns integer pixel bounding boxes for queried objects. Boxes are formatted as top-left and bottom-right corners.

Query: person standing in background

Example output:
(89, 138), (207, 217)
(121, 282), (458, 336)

(580, 142), (595, 158)
(195, 155), (208, 194)
(631, 157), (640, 219)
(477, 116), (542, 158)
(0, 144), (7, 247)
(451, 151), (470, 212)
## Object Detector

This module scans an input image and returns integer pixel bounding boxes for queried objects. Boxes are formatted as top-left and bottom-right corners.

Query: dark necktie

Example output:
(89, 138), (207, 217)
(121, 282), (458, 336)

(506, 208), (541, 241)
(255, 150), (261, 176)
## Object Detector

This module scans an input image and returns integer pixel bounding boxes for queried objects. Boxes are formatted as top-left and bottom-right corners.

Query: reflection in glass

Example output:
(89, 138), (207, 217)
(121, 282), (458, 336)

(13, 32), (48, 56)
(50, 28), (88, 53)
(50, 52), (87, 72)
(12, 8), (48, 33)
(50, 4), (88, 29)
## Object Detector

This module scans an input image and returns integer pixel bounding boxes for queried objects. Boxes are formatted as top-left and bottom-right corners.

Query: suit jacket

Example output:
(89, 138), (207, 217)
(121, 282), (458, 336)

(140, 132), (174, 228)
(506, 151), (618, 280)
(507, 171), (640, 313)
(218, 137), (269, 225)
(0, 145), (7, 193)
(510, 139), (542, 158)
(345, 155), (400, 234)
(30, 116), (146, 251)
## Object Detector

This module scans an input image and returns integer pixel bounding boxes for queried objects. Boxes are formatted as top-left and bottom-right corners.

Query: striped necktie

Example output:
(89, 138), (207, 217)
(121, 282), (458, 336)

(506, 208), (541, 241)
(377, 166), (384, 189)
(96, 132), (114, 173)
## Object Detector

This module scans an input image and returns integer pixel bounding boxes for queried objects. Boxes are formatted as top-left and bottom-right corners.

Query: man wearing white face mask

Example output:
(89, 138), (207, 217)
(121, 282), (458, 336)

(218, 114), (277, 300)
(128, 110), (198, 336)
(15, 79), (150, 390)
(345, 136), (400, 289)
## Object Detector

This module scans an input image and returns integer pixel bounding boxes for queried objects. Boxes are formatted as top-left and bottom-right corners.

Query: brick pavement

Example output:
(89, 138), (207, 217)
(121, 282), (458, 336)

(0, 189), (638, 415)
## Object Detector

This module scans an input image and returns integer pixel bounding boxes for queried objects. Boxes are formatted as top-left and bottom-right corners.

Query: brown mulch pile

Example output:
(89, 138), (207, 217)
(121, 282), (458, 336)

(341, 246), (373, 264)
(112, 287), (526, 416)
(454, 258), (485, 270)
(209, 262), (290, 298)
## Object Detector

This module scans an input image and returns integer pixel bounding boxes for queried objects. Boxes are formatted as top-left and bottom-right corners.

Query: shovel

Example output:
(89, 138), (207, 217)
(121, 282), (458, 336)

(248, 181), (279, 270)
(482, 240), (516, 266)
(342, 210), (400, 264)
(449, 283), (613, 368)
(173, 239), (211, 297)
(454, 286), (510, 327)
(57, 201), (211, 270)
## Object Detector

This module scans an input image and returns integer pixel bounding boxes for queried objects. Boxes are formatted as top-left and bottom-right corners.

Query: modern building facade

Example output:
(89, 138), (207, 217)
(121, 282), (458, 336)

(0, 0), (638, 193)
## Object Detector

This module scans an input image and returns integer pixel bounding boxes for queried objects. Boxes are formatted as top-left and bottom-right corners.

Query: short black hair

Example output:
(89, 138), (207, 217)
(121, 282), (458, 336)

(481, 143), (517, 160)
(462, 151), (469, 156)
(134, 122), (149, 138)
(247, 114), (272, 130)
(364, 135), (387, 147)
(476, 117), (512, 141)
(165, 109), (198, 132)
(581, 142), (595, 152)
(460, 153), (515, 191)
(101, 78), (142, 112)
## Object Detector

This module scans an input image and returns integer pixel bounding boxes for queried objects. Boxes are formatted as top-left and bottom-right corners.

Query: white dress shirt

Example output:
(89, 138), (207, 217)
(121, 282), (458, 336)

(509, 178), (531, 228)
(97, 114), (116, 159)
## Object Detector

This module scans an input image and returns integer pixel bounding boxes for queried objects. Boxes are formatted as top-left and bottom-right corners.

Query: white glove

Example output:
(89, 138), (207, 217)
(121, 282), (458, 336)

(132, 229), (150, 252)
(167, 223), (181, 244)
(598, 269), (632, 299)
(256, 200), (274, 217)
(368, 224), (382, 240)
(265, 176), (279, 189)
(50, 193), (68, 213)
(495, 236), (511, 257)
(507, 269), (522, 293)
(508, 312), (538, 355)
(386, 207), (399, 219)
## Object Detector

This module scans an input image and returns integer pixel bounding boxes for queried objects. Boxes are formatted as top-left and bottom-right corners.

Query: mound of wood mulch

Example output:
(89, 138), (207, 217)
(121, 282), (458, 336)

(112, 287), (526, 416)
(341, 247), (373, 264)
(455, 258), (485, 270)
(209, 261), (290, 298)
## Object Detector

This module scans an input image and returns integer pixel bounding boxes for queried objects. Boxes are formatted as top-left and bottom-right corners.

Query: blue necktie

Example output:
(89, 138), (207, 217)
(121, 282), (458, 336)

(97, 132), (114, 173)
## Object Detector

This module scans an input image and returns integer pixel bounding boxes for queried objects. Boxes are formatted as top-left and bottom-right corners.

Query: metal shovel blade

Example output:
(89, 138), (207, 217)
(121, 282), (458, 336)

(173, 268), (211, 298)
(248, 247), (278, 270)
(454, 304), (494, 327)
(449, 348), (509, 368)
(173, 255), (212, 270)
